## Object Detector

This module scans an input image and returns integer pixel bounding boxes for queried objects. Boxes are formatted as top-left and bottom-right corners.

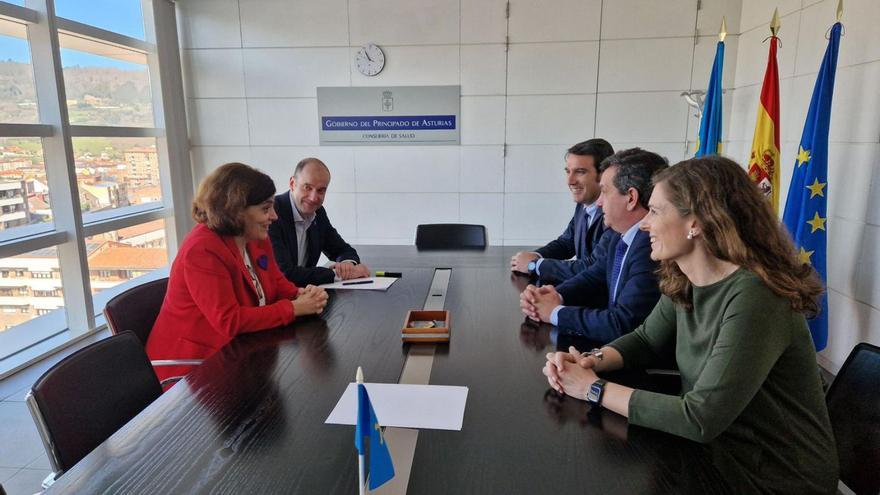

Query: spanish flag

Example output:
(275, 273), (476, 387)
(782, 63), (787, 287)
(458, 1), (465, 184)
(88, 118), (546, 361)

(748, 35), (781, 211)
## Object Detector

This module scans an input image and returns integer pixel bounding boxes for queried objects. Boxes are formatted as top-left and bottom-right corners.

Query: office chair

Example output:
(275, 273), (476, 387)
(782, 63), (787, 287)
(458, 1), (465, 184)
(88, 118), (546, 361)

(25, 331), (163, 487)
(415, 223), (487, 250)
(825, 342), (880, 495)
(103, 277), (202, 386)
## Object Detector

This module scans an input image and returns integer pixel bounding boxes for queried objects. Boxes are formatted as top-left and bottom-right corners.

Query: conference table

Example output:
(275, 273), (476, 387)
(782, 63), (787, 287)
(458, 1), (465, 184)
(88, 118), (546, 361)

(46, 246), (731, 494)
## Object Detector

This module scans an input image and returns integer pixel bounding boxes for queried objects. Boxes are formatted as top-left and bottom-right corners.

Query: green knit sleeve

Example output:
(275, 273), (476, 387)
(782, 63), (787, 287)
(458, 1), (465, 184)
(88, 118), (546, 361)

(627, 280), (793, 443)
(607, 295), (676, 370)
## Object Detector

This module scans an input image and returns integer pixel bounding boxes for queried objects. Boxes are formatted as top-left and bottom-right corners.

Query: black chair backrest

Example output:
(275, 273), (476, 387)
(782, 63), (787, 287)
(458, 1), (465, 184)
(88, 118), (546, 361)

(826, 342), (880, 495)
(28, 332), (162, 472)
(103, 277), (168, 346)
(415, 224), (487, 250)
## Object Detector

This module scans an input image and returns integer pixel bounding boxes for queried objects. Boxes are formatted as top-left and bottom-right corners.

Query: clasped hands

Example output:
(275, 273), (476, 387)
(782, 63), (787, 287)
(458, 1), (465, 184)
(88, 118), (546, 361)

(333, 261), (371, 280)
(519, 284), (561, 322)
(542, 346), (600, 400)
(293, 284), (329, 316)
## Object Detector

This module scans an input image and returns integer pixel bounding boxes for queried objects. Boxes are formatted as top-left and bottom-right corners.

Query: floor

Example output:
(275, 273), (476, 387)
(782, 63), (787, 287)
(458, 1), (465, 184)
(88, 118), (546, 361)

(0, 368), (53, 495)
(0, 329), (108, 495)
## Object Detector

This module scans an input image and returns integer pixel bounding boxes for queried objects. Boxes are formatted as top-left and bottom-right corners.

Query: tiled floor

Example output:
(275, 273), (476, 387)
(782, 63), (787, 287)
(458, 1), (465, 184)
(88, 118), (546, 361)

(0, 330), (108, 495)
(0, 397), (51, 495)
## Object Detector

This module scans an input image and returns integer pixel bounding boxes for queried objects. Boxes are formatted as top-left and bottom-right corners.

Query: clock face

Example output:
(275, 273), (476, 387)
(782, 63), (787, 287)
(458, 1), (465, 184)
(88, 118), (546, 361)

(356, 43), (385, 76)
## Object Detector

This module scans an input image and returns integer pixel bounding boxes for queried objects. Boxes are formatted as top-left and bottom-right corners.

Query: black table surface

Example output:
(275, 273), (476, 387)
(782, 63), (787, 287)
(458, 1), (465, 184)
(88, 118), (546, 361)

(46, 247), (729, 494)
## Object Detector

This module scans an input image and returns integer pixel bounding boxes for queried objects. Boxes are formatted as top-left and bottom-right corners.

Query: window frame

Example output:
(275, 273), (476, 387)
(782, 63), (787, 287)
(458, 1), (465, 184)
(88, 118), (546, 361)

(0, 0), (192, 378)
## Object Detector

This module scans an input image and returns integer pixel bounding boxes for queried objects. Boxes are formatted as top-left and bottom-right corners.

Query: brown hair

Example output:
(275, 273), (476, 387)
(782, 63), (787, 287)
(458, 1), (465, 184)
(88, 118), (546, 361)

(192, 162), (276, 236)
(653, 155), (823, 315)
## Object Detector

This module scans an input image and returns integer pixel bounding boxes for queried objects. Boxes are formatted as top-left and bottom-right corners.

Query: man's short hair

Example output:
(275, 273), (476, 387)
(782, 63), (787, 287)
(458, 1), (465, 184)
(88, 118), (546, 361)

(565, 138), (615, 172)
(599, 148), (668, 210)
(293, 157), (330, 179)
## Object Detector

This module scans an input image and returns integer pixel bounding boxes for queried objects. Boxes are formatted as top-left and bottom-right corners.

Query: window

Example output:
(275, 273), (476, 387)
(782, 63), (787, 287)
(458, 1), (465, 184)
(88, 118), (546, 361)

(54, 0), (145, 40)
(60, 49), (154, 127)
(73, 137), (162, 214)
(0, 246), (63, 349)
(86, 219), (166, 300)
(0, 1), (190, 376)
(0, 31), (38, 124)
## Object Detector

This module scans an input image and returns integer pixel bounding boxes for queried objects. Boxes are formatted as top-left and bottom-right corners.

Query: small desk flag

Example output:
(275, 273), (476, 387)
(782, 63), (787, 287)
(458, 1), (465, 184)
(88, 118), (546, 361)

(355, 380), (394, 490)
(782, 22), (841, 352)
(748, 35), (781, 211)
(695, 40), (725, 157)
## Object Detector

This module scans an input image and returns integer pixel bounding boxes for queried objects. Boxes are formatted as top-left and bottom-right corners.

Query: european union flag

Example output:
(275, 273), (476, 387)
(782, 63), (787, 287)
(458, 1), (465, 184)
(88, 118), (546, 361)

(782, 22), (841, 352)
(695, 40), (724, 157)
(355, 383), (394, 490)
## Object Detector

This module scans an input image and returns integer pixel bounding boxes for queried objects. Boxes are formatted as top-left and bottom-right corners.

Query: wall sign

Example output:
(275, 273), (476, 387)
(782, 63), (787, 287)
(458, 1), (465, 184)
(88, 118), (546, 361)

(317, 86), (460, 146)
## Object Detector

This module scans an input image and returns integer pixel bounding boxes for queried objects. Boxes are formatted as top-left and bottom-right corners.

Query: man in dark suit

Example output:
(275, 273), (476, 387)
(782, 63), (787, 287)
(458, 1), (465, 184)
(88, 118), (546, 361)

(269, 158), (369, 286)
(520, 148), (668, 344)
(511, 138), (615, 284)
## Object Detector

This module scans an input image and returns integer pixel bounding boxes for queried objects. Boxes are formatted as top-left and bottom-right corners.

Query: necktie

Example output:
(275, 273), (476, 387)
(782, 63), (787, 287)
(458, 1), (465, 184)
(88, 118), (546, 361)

(576, 208), (590, 259)
(609, 239), (628, 304)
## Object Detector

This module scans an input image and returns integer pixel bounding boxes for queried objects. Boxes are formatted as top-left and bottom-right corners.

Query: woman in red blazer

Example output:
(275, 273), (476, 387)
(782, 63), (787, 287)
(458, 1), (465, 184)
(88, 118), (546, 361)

(146, 163), (328, 383)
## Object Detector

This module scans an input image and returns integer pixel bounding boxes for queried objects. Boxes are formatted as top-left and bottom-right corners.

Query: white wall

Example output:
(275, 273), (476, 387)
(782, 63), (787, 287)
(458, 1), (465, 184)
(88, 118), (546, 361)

(177, 0), (740, 246)
(726, 0), (880, 372)
(177, 0), (880, 372)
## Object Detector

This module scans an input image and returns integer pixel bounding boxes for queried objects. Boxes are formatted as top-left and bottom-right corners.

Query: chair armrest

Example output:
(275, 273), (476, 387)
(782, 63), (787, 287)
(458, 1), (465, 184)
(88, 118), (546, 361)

(149, 359), (203, 390)
(150, 359), (204, 367)
(645, 368), (680, 376)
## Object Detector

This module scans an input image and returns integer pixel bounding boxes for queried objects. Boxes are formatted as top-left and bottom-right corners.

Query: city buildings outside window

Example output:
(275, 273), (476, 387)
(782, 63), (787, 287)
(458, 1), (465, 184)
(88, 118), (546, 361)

(0, 1), (190, 374)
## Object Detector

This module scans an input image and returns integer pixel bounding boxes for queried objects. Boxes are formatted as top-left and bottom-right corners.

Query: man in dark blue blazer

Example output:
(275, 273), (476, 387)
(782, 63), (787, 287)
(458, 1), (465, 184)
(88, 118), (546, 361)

(511, 139), (615, 284)
(269, 158), (369, 286)
(520, 148), (668, 344)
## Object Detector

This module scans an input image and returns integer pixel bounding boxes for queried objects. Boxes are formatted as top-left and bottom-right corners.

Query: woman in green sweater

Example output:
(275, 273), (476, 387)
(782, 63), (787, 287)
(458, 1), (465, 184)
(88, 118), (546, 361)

(543, 155), (838, 493)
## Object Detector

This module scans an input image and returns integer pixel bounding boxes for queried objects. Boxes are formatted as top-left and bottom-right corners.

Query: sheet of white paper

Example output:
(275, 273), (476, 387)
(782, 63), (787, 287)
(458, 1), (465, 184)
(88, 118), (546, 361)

(318, 277), (398, 291)
(325, 383), (468, 431)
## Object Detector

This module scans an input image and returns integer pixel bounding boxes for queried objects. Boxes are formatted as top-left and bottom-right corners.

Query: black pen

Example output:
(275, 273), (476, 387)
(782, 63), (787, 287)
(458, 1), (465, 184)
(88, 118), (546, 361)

(342, 280), (373, 286)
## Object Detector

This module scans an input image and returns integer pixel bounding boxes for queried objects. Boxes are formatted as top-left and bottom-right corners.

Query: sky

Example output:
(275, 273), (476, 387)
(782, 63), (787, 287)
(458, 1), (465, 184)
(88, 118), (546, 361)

(1, 0), (145, 70)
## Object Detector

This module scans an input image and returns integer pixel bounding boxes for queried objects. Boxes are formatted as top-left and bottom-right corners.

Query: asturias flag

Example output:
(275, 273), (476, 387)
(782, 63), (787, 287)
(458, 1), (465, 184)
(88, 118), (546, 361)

(355, 383), (395, 490)
(695, 39), (725, 156)
(782, 22), (841, 352)
(748, 35), (781, 211)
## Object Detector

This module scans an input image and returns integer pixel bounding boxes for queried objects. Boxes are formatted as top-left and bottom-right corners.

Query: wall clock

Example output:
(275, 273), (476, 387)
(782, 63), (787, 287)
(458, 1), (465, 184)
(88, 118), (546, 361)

(356, 43), (385, 76)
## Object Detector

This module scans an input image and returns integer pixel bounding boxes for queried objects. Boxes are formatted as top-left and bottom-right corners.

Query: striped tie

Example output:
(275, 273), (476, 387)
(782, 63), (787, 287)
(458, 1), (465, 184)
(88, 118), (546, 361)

(609, 239), (628, 304)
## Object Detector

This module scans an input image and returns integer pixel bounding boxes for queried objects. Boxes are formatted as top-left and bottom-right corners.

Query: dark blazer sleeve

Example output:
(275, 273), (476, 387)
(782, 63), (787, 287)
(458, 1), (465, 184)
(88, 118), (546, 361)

(536, 259), (589, 285)
(314, 208), (360, 264)
(534, 205), (579, 260)
(537, 227), (613, 284)
(555, 231), (614, 304)
(269, 195), (335, 286)
(555, 231), (661, 344)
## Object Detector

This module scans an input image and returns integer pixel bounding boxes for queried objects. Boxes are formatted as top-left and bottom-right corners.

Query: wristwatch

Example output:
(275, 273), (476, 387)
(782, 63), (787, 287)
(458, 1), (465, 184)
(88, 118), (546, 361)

(527, 260), (537, 274)
(586, 348), (604, 361)
(586, 379), (607, 407)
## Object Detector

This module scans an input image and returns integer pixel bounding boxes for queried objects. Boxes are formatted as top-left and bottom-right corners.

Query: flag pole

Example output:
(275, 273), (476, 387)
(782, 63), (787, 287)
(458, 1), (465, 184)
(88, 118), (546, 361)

(770, 8), (781, 36)
(357, 367), (366, 495)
